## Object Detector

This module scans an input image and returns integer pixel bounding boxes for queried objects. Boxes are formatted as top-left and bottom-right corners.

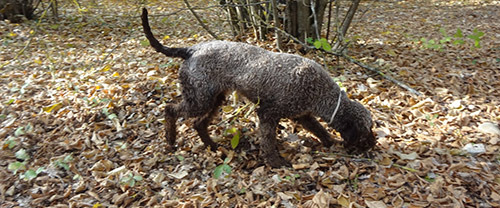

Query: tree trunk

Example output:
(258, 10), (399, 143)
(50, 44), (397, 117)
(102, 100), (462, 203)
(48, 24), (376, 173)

(333, 0), (360, 50)
(285, 0), (328, 42)
(0, 0), (38, 22)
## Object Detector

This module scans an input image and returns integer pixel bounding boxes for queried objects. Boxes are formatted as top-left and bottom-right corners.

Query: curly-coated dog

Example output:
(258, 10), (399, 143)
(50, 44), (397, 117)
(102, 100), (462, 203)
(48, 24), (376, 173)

(141, 8), (376, 167)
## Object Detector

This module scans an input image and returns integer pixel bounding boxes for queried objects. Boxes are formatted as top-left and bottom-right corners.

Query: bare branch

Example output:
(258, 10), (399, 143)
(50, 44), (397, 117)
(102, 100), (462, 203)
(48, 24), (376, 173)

(182, 0), (220, 40)
(341, 54), (423, 96)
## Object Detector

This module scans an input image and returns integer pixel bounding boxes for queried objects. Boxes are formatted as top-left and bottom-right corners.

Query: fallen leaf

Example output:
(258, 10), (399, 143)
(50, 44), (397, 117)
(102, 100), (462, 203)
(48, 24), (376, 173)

(365, 200), (387, 208)
(478, 122), (500, 135)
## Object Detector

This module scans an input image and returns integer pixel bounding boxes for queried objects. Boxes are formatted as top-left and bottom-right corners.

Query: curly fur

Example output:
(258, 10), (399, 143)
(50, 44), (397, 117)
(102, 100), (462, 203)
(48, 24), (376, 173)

(142, 8), (376, 167)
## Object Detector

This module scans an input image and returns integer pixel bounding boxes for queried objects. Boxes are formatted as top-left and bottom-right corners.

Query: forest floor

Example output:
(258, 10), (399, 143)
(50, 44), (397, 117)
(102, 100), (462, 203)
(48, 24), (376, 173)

(0, 0), (499, 207)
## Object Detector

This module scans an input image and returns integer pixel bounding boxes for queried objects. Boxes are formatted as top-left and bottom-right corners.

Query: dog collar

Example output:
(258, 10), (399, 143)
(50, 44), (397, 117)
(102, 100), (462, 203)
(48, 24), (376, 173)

(328, 91), (343, 125)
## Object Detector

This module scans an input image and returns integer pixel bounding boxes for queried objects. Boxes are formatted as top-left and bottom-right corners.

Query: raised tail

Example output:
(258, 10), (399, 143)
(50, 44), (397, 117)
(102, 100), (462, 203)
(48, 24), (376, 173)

(141, 8), (191, 59)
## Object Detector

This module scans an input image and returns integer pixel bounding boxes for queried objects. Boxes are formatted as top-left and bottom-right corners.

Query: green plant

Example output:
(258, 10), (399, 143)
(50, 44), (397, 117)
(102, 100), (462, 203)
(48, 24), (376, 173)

(213, 157), (232, 179)
(15, 148), (30, 160)
(8, 161), (26, 174)
(425, 113), (439, 127)
(225, 127), (241, 149)
(3, 136), (17, 149)
(8, 148), (44, 181)
(222, 97), (259, 149)
(102, 107), (117, 120)
(418, 28), (484, 50)
(121, 173), (143, 187)
(307, 37), (332, 52)
(20, 167), (44, 181)
(467, 28), (484, 48)
(54, 154), (73, 171)
(284, 174), (301, 182)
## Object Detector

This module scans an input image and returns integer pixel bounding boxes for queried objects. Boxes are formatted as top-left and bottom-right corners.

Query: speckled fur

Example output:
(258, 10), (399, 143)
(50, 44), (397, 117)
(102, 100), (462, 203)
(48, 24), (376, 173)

(142, 8), (376, 167)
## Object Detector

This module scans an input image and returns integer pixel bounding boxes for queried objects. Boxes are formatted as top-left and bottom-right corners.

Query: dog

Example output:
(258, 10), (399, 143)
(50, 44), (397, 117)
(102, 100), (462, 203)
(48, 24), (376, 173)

(141, 8), (376, 167)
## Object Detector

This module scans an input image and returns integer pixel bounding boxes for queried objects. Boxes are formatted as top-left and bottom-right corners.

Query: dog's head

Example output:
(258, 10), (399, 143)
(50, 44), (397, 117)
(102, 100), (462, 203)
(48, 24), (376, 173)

(331, 100), (377, 154)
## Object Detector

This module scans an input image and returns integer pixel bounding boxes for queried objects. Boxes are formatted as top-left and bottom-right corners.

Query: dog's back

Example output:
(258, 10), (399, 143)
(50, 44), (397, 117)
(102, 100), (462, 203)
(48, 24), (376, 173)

(182, 40), (338, 115)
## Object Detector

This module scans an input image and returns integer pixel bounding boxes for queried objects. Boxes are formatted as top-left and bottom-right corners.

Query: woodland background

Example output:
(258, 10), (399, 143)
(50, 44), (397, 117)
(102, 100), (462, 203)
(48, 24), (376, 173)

(0, 0), (499, 207)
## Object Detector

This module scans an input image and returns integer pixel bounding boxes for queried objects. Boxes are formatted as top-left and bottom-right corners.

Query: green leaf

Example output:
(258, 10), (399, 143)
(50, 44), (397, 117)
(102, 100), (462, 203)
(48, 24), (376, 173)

(36, 167), (45, 174)
(4, 137), (17, 149)
(140, 40), (150, 47)
(56, 160), (70, 171)
(6, 99), (14, 105)
(473, 29), (484, 37)
(474, 40), (481, 48)
(15, 149), (29, 161)
(306, 37), (314, 44)
(8, 162), (26, 173)
(454, 28), (463, 38)
(440, 37), (451, 44)
(107, 113), (117, 120)
(23, 169), (38, 181)
(225, 127), (238, 135)
(222, 164), (232, 174)
(214, 163), (232, 179)
(321, 39), (332, 51)
(213, 165), (224, 179)
(313, 41), (321, 49)
(63, 154), (73, 162)
(176, 155), (185, 161)
(452, 39), (465, 45)
(133, 175), (143, 181)
(230, 131), (240, 149)
(14, 127), (25, 137)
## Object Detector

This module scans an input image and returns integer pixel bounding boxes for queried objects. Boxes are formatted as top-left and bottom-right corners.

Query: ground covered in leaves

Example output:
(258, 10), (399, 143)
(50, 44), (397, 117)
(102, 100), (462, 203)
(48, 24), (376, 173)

(1, 0), (499, 207)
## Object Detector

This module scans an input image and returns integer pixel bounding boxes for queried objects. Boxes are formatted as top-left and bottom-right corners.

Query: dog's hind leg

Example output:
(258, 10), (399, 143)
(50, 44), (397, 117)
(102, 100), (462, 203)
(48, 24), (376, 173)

(295, 114), (334, 147)
(193, 93), (225, 151)
(164, 103), (180, 148)
(167, 75), (224, 150)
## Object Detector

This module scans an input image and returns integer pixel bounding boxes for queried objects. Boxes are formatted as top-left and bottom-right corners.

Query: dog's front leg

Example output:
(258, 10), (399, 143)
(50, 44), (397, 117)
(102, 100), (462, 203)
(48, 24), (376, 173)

(258, 113), (291, 168)
(295, 114), (335, 147)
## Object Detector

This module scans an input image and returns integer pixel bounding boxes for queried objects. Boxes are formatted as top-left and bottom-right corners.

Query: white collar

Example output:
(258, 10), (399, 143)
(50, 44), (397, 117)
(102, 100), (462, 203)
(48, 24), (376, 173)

(328, 91), (343, 125)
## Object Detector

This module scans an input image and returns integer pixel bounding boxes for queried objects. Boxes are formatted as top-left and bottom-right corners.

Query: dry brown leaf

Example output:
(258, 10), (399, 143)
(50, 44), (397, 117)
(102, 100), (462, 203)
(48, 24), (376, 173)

(365, 200), (387, 208)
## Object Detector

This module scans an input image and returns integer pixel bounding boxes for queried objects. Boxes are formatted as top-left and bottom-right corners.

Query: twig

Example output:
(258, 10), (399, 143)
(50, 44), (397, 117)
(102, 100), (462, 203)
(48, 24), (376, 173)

(182, 0), (220, 40)
(341, 53), (423, 96)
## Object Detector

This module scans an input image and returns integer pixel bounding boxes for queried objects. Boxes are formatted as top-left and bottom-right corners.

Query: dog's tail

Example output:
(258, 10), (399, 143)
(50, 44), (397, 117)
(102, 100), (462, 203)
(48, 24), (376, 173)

(141, 8), (191, 59)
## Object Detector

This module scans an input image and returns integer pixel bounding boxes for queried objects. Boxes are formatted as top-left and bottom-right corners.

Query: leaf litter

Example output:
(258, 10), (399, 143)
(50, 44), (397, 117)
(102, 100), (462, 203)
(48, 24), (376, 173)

(0, 0), (499, 207)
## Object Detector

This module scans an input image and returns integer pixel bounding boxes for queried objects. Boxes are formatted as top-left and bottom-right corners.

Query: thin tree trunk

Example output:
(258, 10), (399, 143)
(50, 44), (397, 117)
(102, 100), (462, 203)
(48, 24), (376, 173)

(333, 0), (360, 50)
(271, 0), (282, 50)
